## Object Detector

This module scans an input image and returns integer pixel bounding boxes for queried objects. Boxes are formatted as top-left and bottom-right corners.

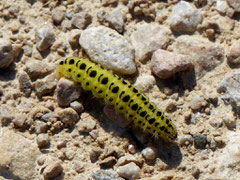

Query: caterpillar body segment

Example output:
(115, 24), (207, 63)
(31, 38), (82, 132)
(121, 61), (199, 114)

(58, 57), (177, 141)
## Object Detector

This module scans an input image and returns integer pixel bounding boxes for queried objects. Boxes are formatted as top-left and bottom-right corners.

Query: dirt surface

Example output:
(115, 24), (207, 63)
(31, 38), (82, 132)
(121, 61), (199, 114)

(0, 0), (240, 180)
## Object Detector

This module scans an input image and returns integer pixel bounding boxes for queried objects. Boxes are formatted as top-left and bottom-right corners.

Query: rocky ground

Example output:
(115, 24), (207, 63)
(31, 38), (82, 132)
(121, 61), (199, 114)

(0, 0), (240, 179)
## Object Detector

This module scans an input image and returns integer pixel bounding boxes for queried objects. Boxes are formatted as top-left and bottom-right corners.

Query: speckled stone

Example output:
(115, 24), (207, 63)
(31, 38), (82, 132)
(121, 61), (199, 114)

(170, 1), (202, 33)
(80, 26), (136, 75)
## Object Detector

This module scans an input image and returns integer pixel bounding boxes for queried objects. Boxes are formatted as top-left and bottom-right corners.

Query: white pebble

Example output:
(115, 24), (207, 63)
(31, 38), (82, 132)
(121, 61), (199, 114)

(80, 26), (136, 75)
(117, 162), (140, 179)
(141, 147), (156, 161)
(36, 27), (55, 51)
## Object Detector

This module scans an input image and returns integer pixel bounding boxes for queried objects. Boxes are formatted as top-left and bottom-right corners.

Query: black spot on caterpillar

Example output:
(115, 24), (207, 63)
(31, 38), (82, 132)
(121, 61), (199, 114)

(58, 57), (177, 141)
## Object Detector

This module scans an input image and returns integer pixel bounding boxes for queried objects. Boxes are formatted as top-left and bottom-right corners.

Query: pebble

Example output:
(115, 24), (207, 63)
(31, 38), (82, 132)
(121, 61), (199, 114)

(190, 95), (206, 111)
(103, 105), (130, 128)
(105, 9), (124, 33)
(90, 147), (103, 162)
(223, 113), (236, 129)
(36, 134), (50, 148)
(57, 140), (67, 149)
(192, 166), (201, 179)
(130, 23), (171, 62)
(9, 5), (19, 17)
(76, 115), (96, 132)
(17, 71), (32, 97)
(170, 1), (202, 33)
(52, 6), (65, 24)
(227, 0), (240, 12)
(217, 72), (240, 112)
(227, 40), (240, 66)
(0, 39), (14, 69)
(216, 0), (229, 14)
(34, 74), (57, 97)
(12, 113), (27, 128)
(116, 155), (139, 166)
(0, 104), (15, 126)
(43, 161), (63, 179)
(193, 134), (207, 149)
(79, 26), (136, 75)
(141, 147), (156, 161)
(178, 135), (193, 146)
(150, 49), (193, 79)
(35, 121), (48, 134)
(71, 12), (92, 29)
(73, 161), (84, 173)
(57, 108), (79, 127)
(35, 27), (55, 52)
(128, 144), (136, 154)
(209, 116), (223, 128)
(91, 169), (124, 180)
(100, 156), (117, 169)
(68, 29), (82, 48)
(173, 35), (224, 78)
(56, 78), (82, 106)
(65, 149), (76, 160)
(117, 162), (140, 180)
(24, 60), (54, 80)
(70, 101), (84, 114)
(135, 75), (156, 92)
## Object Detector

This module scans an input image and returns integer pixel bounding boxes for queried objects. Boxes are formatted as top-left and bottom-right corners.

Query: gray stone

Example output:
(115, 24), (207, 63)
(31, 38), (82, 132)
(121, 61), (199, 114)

(106, 9), (124, 33)
(91, 169), (124, 180)
(57, 107), (79, 127)
(150, 49), (193, 79)
(0, 39), (14, 68)
(117, 162), (140, 179)
(56, 78), (82, 106)
(141, 147), (156, 161)
(34, 74), (57, 97)
(80, 26), (136, 75)
(17, 71), (32, 97)
(170, 1), (202, 33)
(193, 134), (207, 149)
(0, 104), (15, 126)
(227, 40), (240, 66)
(130, 23), (171, 62)
(36, 133), (50, 148)
(43, 161), (63, 179)
(173, 35), (224, 78)
(76, 116), (96, 132)
(24, 60), (54, 80)
(216, 0), (229, 14)
(71, 12), (92, 29)
(217, 72), (240, 113)
(70, 101), (84, 114)
(36, 27), (55, 51)
(52, 6), (65, 24)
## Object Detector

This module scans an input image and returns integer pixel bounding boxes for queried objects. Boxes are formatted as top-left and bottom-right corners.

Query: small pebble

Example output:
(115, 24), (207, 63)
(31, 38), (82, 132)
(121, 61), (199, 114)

(227, 0), (240, 12)
(128, 144), (136, 154)
(192, 166), (201, 179)
(223, 113), (236, 129)
(24, 60), (54, 80)
(56, 78), (82, 106)
(100, 156), (117, 169)
(141, 147), (156, 161)
(57, 108), (79, 127)
(190, 96), (206, 111)
(73, 161), (84, 173)
(37, 134), (50, 148)
(52, 6), (65, 24)
(35, 121), (48, 134)
(227, 40), (240, 66)
(117, 162), (140, 180)
(70, 101), (84, 114)
(89, 147), (103, 162)
(105, 9), (124, 33)
(17, 71), (32, 97)
(13, 113), (27, 128)
(116, 155), (139, 166)
(36, 27), (55, 52)
(68, 29), (82, 48)
(71, 12), (92, 29)
(34, 74), (57, 97)
(0, 39), (14, 69)
(91, 169), (123, 180)
(77, 116), (96, 132)
(57, 140), (67, 149)
(170, 1), (202, 33)
(135, 75), (156, 92)
(193, 134), (207, 149)
(178, 135), (193, 146)
(43, 161), (63, 179)
(65, 150), (76, 160)
(37, 155), (46, 166)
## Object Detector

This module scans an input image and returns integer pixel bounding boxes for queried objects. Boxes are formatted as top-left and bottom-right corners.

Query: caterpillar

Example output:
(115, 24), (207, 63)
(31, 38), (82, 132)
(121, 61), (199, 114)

(58, 57), (177, 141)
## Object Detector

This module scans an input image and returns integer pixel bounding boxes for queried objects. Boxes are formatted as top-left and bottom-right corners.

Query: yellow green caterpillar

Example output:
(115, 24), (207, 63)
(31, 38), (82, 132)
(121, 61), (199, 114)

(58, 57), (177, 141)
